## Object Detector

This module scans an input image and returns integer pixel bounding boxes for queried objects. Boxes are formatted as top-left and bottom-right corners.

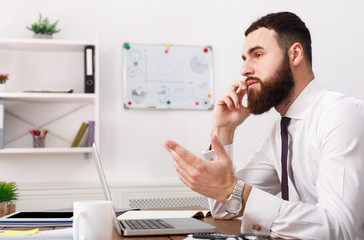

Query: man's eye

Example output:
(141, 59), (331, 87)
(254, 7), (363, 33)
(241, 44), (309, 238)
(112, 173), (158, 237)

(256, 52), (263, 58)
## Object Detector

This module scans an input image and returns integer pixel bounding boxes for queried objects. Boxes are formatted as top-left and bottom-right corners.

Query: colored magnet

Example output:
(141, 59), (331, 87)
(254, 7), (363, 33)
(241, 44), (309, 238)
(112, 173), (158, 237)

(203, 47), (208, 53)
(124, 43), (130, 50)
(167, 100), (171, 104)
(207, 94), (211, 98)
(195, 101), (199, 106)
(128, 101), (132, 105)
(165, 50), (169, 54)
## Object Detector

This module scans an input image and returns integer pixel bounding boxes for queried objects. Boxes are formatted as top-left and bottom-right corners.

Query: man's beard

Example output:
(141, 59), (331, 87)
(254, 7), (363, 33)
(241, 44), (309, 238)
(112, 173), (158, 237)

(247, 54), (295, 115)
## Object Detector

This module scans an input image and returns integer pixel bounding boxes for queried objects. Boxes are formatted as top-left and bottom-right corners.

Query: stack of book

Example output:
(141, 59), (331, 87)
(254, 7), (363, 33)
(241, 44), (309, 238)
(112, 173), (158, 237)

(71, 121), (95, 147)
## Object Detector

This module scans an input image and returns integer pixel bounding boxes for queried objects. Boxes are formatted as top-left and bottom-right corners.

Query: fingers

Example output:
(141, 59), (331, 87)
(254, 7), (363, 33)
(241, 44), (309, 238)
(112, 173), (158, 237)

(164, 140), (197, 166)
(164, 140), (200, 175)
(211, 135), (231, 166)
(231, 81), (247, 105)
(164, 140), (205, 189)
(218, 81), (247, 110)
(211, 135), (227, 158)
(164, 140), (234, 200)
(230, 80), (247, 95)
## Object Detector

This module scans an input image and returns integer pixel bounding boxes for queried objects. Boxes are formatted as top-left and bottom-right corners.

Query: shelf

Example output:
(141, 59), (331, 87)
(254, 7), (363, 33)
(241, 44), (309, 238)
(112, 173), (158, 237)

(0, 38), (95, 52)
(0, 37), (99, 157)
(0, 147), (92, 154)
(0, 92), (95, 102)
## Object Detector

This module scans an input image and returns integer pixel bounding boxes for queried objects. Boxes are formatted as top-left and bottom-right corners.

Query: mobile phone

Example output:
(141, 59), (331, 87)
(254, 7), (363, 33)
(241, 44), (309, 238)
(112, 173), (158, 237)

(192, 233), (271, 240)
(192, 233), (240, 239)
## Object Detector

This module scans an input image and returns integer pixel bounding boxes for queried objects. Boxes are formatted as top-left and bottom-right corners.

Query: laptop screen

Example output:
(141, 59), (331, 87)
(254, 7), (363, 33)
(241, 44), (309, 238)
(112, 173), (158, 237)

(92, 143), (122, 235)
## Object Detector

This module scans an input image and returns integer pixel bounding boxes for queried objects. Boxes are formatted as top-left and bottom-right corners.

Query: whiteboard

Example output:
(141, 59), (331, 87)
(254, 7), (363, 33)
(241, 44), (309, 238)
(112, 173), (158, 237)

(123, 43), (213, 110)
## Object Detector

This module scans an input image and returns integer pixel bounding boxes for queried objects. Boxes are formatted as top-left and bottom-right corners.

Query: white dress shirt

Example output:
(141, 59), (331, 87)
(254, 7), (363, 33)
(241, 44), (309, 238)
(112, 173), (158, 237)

(203, 81), (364, 239)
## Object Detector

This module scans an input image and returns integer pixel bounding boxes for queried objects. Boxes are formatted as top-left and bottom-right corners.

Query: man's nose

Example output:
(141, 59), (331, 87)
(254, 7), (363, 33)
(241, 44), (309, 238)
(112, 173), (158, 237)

(240, 61), (254, 77)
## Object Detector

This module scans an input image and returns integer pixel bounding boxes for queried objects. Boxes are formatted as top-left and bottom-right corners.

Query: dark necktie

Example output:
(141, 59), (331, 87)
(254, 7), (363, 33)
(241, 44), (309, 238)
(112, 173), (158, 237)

(280, 117), (291, 201)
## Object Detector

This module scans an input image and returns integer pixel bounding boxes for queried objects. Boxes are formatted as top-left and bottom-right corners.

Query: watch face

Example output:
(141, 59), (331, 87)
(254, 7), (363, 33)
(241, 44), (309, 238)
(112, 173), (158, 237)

(226, 196), (242, 214)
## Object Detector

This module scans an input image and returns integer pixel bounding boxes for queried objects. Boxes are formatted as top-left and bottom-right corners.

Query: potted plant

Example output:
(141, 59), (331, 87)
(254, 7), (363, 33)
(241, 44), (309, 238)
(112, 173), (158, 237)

(26, 13), (61, 39)
(0, 181), (18, 217)
(0, 74), (8, 84)
(0, 74), (9, 92)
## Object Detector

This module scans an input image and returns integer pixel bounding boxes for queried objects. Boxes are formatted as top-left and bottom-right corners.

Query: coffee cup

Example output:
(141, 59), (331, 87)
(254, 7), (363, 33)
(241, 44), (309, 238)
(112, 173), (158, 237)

(73, 200), (113, 240)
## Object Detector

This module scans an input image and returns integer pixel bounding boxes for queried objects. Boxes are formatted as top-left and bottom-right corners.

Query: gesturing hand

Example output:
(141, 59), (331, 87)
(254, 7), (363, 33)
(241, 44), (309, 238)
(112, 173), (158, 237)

(164, 135), (237, 203)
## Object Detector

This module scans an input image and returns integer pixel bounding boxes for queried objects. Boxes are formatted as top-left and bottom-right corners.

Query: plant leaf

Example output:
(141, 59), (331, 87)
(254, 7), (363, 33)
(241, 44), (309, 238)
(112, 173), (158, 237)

(0, 181), (18, 202)
(26, 13), (61, 35)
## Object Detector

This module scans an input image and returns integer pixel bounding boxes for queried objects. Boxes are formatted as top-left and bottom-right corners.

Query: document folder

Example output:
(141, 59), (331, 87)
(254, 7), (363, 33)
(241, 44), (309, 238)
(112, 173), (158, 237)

(84, 45), (95, 93)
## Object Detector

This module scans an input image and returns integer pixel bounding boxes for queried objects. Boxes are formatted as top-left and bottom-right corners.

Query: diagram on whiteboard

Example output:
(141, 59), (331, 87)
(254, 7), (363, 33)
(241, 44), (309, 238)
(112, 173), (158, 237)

(123, 43), (213, 110)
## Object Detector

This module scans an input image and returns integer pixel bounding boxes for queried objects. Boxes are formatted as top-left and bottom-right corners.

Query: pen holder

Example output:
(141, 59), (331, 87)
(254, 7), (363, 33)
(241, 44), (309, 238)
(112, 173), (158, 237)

(33, 136), (45, 148)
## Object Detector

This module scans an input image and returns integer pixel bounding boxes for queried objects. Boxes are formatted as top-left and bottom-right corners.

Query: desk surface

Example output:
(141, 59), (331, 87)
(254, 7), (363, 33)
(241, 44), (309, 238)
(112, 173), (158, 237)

(1, 210), (286, 240)
(0, 216), (242, 240)
(0, 217), (282, 240)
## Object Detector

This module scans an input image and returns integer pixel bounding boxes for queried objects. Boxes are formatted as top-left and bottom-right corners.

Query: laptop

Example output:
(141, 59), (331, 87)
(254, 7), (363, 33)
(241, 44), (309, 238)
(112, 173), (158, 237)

(92, 143), (216, 236)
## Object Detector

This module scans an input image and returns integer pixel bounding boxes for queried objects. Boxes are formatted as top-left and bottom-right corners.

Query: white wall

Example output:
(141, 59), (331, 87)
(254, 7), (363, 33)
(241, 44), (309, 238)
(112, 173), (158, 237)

(1, 0), (364, 190)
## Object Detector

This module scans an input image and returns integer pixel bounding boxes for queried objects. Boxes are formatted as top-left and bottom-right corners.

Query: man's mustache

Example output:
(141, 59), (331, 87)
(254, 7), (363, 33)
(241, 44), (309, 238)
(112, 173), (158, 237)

(245, 77), (262, 90)
(245, 77), (262, 83)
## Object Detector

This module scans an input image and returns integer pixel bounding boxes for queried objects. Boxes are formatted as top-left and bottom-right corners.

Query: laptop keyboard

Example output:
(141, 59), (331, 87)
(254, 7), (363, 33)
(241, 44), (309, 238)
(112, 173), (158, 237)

(125, 219), (174, 230)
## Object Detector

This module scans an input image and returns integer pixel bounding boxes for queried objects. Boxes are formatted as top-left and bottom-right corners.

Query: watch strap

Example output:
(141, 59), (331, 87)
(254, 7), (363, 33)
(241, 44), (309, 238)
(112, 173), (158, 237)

(232, 179), (245, 198)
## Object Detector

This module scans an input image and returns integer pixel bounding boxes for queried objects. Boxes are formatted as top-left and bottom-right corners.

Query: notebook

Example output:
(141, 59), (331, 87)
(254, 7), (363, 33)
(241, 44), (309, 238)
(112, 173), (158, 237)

(92, 143), (216, 236)
(0, 228), (72, 239)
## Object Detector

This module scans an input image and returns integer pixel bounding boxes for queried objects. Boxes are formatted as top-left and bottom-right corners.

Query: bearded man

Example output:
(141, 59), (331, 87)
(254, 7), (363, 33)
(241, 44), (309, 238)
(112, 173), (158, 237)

(164, 12), (364, 239)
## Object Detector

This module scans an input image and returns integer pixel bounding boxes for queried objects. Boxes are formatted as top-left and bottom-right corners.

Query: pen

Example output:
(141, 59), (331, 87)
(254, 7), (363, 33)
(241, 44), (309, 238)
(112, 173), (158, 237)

(29, 129), (44, 147)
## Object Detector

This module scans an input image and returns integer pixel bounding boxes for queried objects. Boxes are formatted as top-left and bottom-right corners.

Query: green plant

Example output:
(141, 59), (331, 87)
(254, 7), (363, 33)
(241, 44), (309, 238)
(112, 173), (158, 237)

(26, 13), (61, 35)
(0, 181), (18, 203)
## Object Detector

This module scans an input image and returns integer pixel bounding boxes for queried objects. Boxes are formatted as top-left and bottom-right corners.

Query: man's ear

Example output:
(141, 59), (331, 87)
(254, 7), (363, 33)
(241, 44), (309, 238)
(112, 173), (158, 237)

(289, 43), (304, 67)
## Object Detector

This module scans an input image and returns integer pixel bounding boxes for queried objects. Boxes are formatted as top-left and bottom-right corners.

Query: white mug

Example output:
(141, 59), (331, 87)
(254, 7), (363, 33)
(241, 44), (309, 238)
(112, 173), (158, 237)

(73, 200), (114, 240)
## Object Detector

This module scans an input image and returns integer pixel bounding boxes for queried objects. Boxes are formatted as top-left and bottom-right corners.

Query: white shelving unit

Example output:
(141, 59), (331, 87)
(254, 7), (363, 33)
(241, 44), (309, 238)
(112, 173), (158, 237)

(0, 147), (92, 154)
(0, 92), (95, 102)
(0, 38), (99, 155)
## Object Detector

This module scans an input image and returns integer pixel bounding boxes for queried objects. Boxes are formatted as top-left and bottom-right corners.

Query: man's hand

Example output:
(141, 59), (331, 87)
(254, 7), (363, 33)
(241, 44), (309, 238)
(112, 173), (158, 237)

(164, 135), (236, 203)
(213, 80), (251, 145)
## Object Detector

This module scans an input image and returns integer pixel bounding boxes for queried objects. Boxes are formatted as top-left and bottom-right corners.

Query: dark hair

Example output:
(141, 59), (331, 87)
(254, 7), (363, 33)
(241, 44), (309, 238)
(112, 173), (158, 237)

(245, 12), (312, 67)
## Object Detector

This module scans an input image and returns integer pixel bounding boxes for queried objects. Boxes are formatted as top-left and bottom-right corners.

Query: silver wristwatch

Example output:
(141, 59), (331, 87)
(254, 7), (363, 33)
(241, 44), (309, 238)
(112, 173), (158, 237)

(226, 179), (245, 214)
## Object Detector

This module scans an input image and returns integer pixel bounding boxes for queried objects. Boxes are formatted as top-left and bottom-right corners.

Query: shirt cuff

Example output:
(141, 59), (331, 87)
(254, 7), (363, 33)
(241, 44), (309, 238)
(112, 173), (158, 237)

(208, 198), (240, 219)
(202, 144), (233, 160)
(241, 187), (282, 235)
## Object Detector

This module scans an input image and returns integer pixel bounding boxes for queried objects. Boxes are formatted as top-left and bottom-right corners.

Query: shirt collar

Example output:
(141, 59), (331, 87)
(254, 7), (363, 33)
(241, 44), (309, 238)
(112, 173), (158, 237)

(285, 80), (325, 120)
